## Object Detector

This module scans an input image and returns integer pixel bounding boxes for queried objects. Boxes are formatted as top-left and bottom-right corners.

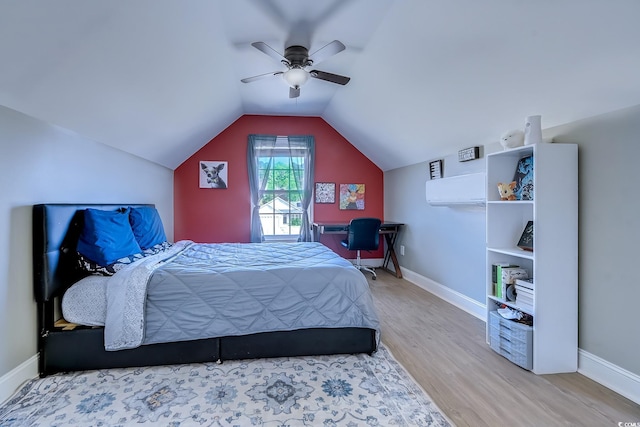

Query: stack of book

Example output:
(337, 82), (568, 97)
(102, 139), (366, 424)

(492, 263), (529, 301)
(492, 263), (516, 299)
(515, 278), (535, 313)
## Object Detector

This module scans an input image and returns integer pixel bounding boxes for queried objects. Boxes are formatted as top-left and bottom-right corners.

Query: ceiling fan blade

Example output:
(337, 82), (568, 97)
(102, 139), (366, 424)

(310, 70), (350, 85)
(241, 71), (283, 83)
(251, 42), (287, 63)
(289, 87), (300, 98)
(308, 40), (345, 65)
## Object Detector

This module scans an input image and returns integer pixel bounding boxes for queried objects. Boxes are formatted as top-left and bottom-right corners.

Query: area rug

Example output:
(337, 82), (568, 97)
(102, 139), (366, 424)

(0, 344), (452, 426)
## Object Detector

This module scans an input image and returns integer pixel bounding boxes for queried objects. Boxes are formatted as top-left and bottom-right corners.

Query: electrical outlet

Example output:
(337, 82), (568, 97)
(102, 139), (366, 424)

(400, 245), (405, 256)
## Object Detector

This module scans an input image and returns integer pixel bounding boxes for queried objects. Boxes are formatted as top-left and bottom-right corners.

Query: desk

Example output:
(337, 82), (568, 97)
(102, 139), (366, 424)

(312, 221), (404, 278)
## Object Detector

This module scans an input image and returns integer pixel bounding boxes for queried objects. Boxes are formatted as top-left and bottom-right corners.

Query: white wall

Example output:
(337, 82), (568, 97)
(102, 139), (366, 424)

(385, 147), (492, 303)
(0, 105), (174, 379)
(548, 106), (640, 376)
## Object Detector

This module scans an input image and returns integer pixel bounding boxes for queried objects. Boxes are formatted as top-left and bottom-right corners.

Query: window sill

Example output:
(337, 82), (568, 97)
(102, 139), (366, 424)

(263, 236), (298, 243)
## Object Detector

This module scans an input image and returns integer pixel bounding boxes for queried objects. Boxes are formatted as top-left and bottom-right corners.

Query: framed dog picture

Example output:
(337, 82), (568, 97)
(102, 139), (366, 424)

(199, 161), (228, 189)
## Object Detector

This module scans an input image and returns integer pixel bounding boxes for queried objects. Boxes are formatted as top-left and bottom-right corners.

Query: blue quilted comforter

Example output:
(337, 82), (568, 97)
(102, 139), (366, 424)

(104, 241), (380, 350)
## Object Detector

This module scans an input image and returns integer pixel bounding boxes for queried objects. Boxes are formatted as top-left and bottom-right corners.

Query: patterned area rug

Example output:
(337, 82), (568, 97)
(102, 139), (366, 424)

(0, 344), (452, 426)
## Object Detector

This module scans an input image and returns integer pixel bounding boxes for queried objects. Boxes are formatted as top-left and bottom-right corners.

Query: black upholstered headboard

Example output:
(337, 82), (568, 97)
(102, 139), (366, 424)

(33, 204), (153, 302)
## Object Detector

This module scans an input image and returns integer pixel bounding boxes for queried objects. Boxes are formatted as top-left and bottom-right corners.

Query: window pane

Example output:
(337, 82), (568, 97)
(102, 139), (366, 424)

(257, 152), (306, 237)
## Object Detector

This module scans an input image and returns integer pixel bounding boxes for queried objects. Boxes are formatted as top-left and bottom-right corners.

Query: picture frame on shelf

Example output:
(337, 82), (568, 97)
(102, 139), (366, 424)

(429, 159), (443, 179)
(517, 221), (534, 251)
(458, 146), (480, 162)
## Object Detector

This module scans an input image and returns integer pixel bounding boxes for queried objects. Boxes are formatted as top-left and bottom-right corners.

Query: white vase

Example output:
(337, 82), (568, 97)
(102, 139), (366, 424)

(524, 115), (542, 146)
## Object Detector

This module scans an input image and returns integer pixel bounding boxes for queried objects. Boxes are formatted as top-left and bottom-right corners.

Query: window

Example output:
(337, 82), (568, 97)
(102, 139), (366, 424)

(257, 138), (304, 238)
(248, 135), (315, 242)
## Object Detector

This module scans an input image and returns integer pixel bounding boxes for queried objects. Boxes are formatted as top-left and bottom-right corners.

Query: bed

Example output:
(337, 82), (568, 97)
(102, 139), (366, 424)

(33, 203), (379, 377)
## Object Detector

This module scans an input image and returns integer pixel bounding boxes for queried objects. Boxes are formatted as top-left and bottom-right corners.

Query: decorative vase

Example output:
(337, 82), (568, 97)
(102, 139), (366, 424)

(524, 115), (542, 146)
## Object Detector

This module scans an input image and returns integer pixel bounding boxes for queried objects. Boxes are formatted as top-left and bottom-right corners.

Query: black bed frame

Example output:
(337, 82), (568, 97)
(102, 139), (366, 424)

(33, 204), (377, 377)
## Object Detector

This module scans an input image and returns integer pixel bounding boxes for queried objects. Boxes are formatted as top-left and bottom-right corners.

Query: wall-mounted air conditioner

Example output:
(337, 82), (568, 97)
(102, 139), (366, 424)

(425, 172), (486, 206)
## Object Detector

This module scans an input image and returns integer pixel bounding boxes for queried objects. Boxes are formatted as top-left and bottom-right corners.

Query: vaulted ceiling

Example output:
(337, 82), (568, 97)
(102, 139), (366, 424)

(1, 0), (639, 171)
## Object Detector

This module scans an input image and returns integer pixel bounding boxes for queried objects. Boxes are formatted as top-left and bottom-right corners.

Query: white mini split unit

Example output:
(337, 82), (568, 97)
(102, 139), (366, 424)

(425, 173), (486, 206)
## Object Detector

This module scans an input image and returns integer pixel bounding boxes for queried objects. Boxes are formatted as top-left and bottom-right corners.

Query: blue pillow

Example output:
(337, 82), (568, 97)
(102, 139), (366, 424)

(129, 206), (167, 250)
(77, 208), (142, 266)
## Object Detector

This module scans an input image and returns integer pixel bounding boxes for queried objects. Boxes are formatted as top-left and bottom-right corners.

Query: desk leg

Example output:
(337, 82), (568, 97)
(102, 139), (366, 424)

(383, 233), (402, 279)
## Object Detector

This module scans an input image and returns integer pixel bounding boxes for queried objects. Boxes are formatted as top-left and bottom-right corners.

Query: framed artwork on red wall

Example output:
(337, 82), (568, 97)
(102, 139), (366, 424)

(199, 161), (228, 189)
(315, 182), (335, 203)
(339, 184), (365, 210)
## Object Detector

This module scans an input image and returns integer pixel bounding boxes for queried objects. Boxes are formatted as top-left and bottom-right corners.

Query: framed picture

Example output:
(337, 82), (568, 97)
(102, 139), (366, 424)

(513, 155), (534, 200)
(199, 161), (228, 189)
(339, 184), (365, 210)
(517, 221), (534, 251)
(315, 182), (336, 203)
(429, 159), (443, 179)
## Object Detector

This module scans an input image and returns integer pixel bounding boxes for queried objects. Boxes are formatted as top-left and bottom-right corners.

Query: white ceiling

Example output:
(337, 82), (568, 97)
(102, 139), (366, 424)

(1, 0), (639, 171)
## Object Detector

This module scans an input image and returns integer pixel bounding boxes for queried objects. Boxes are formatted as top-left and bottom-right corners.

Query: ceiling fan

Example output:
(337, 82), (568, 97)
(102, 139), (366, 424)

(241, 40), (351, 98)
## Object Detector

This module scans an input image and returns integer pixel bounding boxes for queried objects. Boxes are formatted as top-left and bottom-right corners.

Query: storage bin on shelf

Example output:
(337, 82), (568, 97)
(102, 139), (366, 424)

(489, 311), (533, 370)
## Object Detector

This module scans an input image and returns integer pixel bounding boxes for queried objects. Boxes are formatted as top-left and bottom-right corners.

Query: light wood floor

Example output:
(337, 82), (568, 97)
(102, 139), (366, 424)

(368, 270), (640, 427)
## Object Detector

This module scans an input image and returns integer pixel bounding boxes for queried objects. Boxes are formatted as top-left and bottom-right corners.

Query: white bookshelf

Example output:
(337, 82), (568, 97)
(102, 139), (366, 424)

(486, 142), (578, 374)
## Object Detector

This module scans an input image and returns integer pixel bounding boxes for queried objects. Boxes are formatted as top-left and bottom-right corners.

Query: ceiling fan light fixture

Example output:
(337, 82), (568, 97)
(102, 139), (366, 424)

(283, 68), (309, 88)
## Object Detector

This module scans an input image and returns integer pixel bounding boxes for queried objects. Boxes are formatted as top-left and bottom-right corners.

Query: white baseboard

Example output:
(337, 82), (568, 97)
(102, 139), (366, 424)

(0, 355), (38, 405)
(400, 266), (640, 405)
(400, 267), (485, 320)
(578, 349), (640, 405)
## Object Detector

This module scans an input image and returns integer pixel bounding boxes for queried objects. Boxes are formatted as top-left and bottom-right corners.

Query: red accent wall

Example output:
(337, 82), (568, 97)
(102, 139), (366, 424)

(174, 115), (384, 257)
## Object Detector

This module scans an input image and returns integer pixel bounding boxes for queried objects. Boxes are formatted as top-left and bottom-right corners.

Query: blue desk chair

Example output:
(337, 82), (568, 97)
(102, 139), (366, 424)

(340, 217), (382, 279)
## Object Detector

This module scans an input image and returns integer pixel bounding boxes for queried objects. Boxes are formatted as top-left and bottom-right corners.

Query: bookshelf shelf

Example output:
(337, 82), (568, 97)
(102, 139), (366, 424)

(486, 200), (534, 205)
(487, 247), (534, 259)
(487, 295), (534, 316)
(485, 142), (578, 374)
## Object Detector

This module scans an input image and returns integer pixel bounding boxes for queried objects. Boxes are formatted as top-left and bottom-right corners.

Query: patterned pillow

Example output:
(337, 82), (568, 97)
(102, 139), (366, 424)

(143, 241), (173, 256)
(77, 252), (145, 276)
(78, 242), (173, 276)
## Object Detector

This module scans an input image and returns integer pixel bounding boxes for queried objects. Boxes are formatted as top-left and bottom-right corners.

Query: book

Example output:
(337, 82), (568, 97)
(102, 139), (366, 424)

(517, 221), (534, 251)
(513, 155), (534, 200)
(514, 284), (534, 294)
(515, 278), (534, 290)
(516, 294), (534, 304)
(492, 263), (517, 298)
(515, 289), (534, 300)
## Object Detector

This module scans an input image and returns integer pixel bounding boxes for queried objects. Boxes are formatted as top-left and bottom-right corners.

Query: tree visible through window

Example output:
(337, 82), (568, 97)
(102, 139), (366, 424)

(257, 137), (305, 238)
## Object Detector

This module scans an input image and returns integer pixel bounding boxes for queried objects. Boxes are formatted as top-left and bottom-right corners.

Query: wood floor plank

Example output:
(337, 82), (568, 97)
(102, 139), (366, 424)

(368, 270), (640, 426)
